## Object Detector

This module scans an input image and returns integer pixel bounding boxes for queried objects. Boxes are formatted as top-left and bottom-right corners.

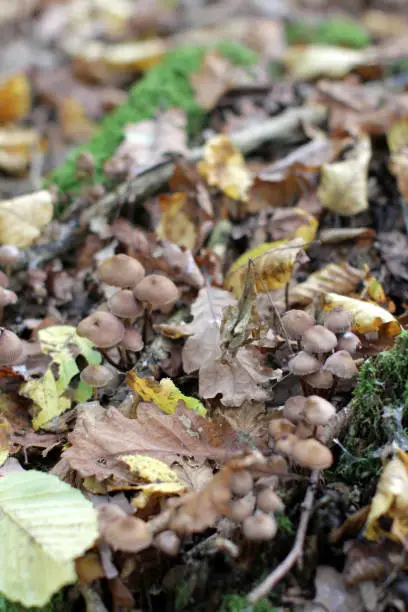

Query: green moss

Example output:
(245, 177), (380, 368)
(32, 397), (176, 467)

(48, 42), (257, 198)
(285, 18), (371, 49)
(220, 594), (277, 612)
(0, 592), (68, 612)
(338, 331), (408, 482)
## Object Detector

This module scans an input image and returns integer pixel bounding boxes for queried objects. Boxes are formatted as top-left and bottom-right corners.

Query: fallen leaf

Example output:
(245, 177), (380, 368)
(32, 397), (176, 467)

(20, 369), (71, 431)
(317, 135), (371, 216)
(289, 263), (365, 306)
(98, 504), (152, 553)
(0, 190), (53, 247)
(284, 45), (365, 79)
(0, 470), (98, 607)
(267, 208), (318, 243)
(156, 192), (196, 250)
(122, 455), (187, 507)
(0, 73), (31, 124)
(323, 292), (401, 337)
(218, 402), (268, 448)
(313, 566), (363, 612)
(197, 135), (253, 201)
(127, 372), (206, 416)
(155, 241), (204, 289)
(387, 117), (408, 203)
(319, 227), (375, 244)
(0, 416), (10, 466)
(58, 97), (96, 144)
(0, 127), (42, 175)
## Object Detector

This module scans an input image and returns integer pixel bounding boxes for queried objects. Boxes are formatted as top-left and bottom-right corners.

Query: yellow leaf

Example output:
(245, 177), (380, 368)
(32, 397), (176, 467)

(317, 135), (371, 216)
(284, 45), (364, 79)
(197, 135), (253, 201)
(387, 118), (408, 202)
(364, 447), (408, 544)
(0, 127), (43, 176)
(20, 369), (71, 431)
(156, 192), (196, 250)
(225, 237), (306, 297)
(0, 190), (53, 247)
(127, 371), (206, 416)
(0, 416), (10, 467)
(58, 97), (96, 144)
(290, 263), (365, 306)
(290, 208), (319, 243)
(323, 292), (401, 337)
(0, 74), (31, 124)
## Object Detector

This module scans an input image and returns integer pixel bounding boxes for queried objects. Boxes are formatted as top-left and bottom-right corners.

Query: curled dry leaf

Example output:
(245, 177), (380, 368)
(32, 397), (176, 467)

(323, 292), (401, 338)
(197, 135), (253, 201)
(0, 190), (53, 247)
(289, 263), (365, 306)
(317, 135), (372, 216)
(284, 45), (365, 79)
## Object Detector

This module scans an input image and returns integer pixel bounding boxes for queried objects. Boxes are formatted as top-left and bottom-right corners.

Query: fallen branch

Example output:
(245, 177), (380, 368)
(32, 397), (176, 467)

(247, 469), (320, 604)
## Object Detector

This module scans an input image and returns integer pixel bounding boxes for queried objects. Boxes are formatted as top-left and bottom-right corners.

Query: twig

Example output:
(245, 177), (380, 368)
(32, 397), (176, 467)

(247, 469), (320, 604)
(320, 402), (354, 446)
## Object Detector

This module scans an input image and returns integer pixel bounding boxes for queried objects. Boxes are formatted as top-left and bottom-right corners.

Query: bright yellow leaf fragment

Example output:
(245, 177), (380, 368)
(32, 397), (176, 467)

(127, 371), (206, 416)
(0, 416), (10, 467)
(156, 192), (196, 250)
(318, 135), (371, 216)
(387, 117), (408, 202)
(0, 73), (31, 124)
(0, 190), (53, 247)
(323, 292), (401, 337)
(197, 135), (253, 201)
(364, 447), (408, 545)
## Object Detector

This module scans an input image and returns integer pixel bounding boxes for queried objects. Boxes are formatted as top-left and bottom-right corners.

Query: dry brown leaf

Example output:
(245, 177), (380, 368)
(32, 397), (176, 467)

(61, 401), (242, 483)
(317, 134), (371, 216)
(289, 263), (365, 306)
(98, 504), (152, 553)
(0, 74), (31, 124)
(156, 193), (196, 251)
(218, 402), (268, 448)
(0, 190), (53, 247)
(319, 227), (375, 244)
(58, 97), (96, 144)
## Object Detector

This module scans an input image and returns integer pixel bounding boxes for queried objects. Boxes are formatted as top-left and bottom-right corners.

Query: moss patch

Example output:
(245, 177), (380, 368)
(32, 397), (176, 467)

(0, 592), (68, 612)
(220, 594), (277, 612)
(49, 42), (257, 198)
(285, 17), (371, 49)
(338, 330), (408, 482)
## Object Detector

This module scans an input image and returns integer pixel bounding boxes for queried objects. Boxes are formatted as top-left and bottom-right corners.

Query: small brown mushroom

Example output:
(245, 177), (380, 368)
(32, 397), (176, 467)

(98, 254), (145, 288)
(122, 328), (144, 353)
(77, 311), (125, 348)
(288, 351), (320, 376)
(303, 369), (334, 391)
(0, 245), (20, 276)
(323, 350), (358, 379)
(337, 332), (362, 354)
(290, 438), (333, 469)
(242, 513), (277, 541)
(154, 530), (181, 556)
(108, 290), (144, 319)
(323, 307), (353, 335)
(80, 364), (115, 400)
(275, 433), (298, 456)
(75, 151), (95, 179)
(281, 309), (315, 341)
(302, 325), (337, 355)
(256, 488), (284, 514)
(268, 418), (296, 440)
(230, 470), (253, 497)
(304, 395), (336, 426)
(283, 395), (306, 423)
(228, 493), (256, 521)
(0, 328), (24, 365)
(133, 274), (180, 313)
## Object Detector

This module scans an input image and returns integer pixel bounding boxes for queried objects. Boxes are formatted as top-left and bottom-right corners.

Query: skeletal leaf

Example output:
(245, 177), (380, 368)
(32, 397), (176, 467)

(284, 45), (364, 79)
(290, 263), (365, 306)
(0, 190), (53, 247)
(317, 135), (371, 216)
(0, 470), (98, 607)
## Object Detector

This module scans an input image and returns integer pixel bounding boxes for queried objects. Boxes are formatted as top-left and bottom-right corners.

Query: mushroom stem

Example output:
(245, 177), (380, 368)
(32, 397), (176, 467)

(119, 343), (129, 370)
(93, 387), (98, 401)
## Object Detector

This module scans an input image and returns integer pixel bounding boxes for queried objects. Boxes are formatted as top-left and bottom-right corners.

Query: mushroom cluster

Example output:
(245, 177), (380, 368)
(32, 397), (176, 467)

(284, 308), (360, 397)
(77, 254), (180, 370)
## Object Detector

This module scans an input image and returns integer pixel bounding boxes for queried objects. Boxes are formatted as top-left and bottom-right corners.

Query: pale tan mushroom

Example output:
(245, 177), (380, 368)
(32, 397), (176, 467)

(291, 438), (333, 469)
(323, 350), (358, 379)
(302, 325), (337, 355)
(304, 395), (336, 426)
(243, 513), (277, 540)
(98, 254), (145, 288)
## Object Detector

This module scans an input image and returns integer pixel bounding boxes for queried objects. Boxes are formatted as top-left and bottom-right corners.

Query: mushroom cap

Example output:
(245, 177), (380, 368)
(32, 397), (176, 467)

(0, 328), (23, 365)
(282, 309), (315, 340)
(98, 254), (145, 288)
(324, 307), (354, 334)
(275, 433), (298, 456)
(122, 328), (144, 352)
(291, 438), (333, 469)
(133, 274), (180, 312)
(302, 325), (337, 354)
(323, 350), (358, 379)
(268, 418), (296, 440)
(295, 421), (315, 439)
(77, 311), (125, 348)
(228, 493), (256, 521)
(303, 369), (334, 390)
(304, 395), (336, 426)
(283, 395), (307, 422)
(243, 513), (277, 541)
(80, 364), (115, 388)
(0, 245), (19, 267)
(257, 488), (284, 514)
(154, 530), (181, 556)
(108, 290), (144, 319)
(337, 332), (362, 354)
(288, 351), (320, 376)
(230, 470), (253, 497)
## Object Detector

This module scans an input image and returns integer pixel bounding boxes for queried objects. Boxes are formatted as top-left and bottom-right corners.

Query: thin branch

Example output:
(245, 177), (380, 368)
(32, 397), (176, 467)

(247, 469), (320, 604)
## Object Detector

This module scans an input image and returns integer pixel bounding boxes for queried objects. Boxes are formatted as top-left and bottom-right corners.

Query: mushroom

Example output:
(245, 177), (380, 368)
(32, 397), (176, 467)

(80, 364), (115, 400)
(75, 151), (95, 179)
(294, 421), (316, 439)
(275, 433), (298, 456)
(242, 513), (277, 541)
(268, 418), (296, 441)
(283, 395), (306, 423)
(323, 350), (358, 379)
(230, 470), (253, 497)
(228, 493), (256, 521)
(154, 530), (181, 556)
(0, 245), (20, 277)
(108, 290), (144, 320)
(98, 254), (145, 288)
(256, 488), (284, 514)
(133, 274), (180, 313)
(0, 328), (24, 365)
(290, 438), (333, 469)
(302, 325), (337, 356)
(337, 331), (362, 354)
(303, 369), (334, 392)
(304, 395), (336, 426)
(323, 307), (353, 335)
(77, 311), (125, 348)
(288, 351), (321, 376)
(281, 309), (315, 348)
(122, 328), (144, 353)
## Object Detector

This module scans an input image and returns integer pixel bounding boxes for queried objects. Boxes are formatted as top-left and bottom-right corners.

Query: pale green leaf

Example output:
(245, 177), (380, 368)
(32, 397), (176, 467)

(0, 470), (98, 607)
